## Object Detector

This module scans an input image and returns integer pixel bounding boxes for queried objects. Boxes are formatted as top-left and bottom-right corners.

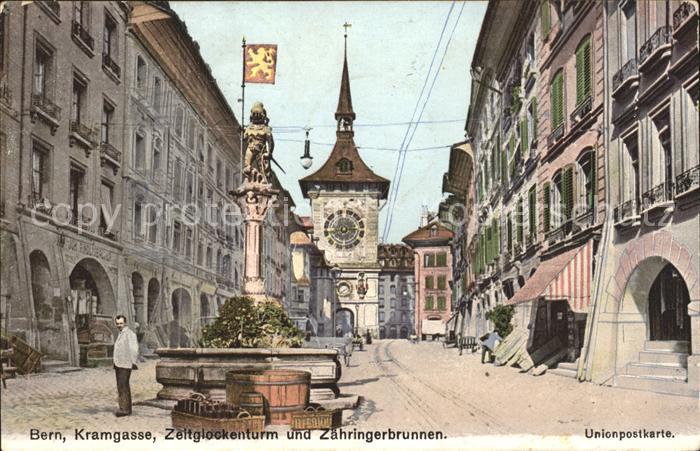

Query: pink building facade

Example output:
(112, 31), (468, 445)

(403, 222), (454, 340)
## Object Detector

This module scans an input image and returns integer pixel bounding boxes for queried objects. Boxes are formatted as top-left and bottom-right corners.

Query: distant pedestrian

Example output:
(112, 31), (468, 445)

(113, 315), (139, 417)
(479, 330), (502, 364)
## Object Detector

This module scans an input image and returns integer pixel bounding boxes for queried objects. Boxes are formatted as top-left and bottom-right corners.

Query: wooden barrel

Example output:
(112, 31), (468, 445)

(239, 392), (265, 417)
(226, 370), (310, 425)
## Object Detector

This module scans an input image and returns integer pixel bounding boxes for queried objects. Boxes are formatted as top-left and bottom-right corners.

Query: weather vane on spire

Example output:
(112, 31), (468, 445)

(343, 22), (352, 48)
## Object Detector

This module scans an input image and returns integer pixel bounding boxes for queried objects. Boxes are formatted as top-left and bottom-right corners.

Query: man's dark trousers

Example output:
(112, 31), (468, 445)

(115, 366), (132, 414)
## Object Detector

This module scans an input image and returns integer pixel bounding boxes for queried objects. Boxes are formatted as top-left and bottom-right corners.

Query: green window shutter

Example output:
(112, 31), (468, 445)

(425, 296), (433, 310)
(540, 0), (551, 36)
(551, 71), (563, 128)
(529, 185), (537, 235)
(425, 276), (433, 289)
(583, 37), (592, 100)
(495, 218), (500, 257)
(507, 214), (513, 251)
(589, 151), (596, 210)
(563, 166), (574, 220)
(437, 252), (447, 267)
(532, 98), (538, 140)
(437, 275), (446, 290)
(516, 199), (523, 243)
(501, 146), (508, 185)
(437, 296), (446, 311)
(576, 43), (585, 106)
(543, 183), (551, 233)
(521, 117), (528, 155)
(428, 253), (435, 267)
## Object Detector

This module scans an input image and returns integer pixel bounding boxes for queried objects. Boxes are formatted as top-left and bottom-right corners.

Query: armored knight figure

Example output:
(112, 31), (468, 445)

(243, 102), (275, 184)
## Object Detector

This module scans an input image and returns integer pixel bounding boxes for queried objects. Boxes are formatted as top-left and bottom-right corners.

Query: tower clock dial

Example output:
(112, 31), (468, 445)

(323, 209), (365, 249)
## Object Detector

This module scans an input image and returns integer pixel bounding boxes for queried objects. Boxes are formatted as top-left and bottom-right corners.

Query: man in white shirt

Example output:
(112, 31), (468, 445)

(113, 315), (139, 417)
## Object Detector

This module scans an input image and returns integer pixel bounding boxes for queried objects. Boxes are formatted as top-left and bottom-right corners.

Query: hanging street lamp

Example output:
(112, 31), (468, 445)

(300, 127), (313, 169)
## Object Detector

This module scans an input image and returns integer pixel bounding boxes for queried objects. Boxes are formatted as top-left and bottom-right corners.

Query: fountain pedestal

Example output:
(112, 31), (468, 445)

(232, 181), (281, 304)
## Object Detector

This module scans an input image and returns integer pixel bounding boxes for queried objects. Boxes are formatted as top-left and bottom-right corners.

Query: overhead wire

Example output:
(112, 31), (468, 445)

(383, 0), (465, 242)
(381, 0), (456, 242)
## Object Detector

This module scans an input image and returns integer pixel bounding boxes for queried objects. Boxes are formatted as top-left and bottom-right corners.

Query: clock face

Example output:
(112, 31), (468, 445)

(324, 209), (365, 249)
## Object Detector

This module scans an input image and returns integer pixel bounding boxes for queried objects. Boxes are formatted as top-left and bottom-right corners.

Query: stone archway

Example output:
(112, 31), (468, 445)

(30, 250), (68, 360)
(147, 278), (160, 324)
(169, 288), (192, 347)
(132, 272), (145, 326)
(69, 258), (116, 317)
(200, 293), (210, 325)
(335, 308), (354, 337)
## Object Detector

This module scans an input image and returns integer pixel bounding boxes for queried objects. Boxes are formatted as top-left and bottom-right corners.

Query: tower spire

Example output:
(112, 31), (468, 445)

(336, 22), (356, 131)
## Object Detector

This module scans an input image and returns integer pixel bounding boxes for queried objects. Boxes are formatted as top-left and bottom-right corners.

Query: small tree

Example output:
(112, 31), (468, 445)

(485, 304), (515, 338)
(200, 296), (303, 348)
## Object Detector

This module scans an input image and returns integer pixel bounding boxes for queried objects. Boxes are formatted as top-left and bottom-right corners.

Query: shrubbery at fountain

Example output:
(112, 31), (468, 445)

(199, 296), (304, 348)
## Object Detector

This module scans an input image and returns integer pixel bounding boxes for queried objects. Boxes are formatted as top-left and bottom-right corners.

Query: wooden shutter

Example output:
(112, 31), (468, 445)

(529, 185), (536, 235)
(563, 166), (574, 220)
(521, 117), (528, 155)
(532, 98), (538, 140)
(588, 150), (596, 210)
(540, 0), (551, 36)
(516, 199), (523, 243)
(576, 37), (591, 105)
(543, 183), (551, 232)
(583, 38), (592, 100)
(501, 146), (508, 185)
(551, 71), (563, 127)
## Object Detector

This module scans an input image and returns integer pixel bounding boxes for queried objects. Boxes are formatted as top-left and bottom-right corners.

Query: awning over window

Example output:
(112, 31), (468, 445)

(505, 240), (593, 313)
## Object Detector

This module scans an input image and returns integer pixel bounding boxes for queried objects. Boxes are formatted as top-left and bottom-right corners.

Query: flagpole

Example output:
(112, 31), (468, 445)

(240, 36), (246, 182)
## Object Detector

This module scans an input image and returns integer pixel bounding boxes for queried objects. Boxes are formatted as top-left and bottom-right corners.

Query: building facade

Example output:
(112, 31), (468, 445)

(584, 0), (699, 397)
(0, 1), (293, 367)
(1, 0), (131, 366)
(377, 244), (415, 339)
(299, 38), (390, 338)
(403, 219), (454, 340)
(121, 1), (247, 350)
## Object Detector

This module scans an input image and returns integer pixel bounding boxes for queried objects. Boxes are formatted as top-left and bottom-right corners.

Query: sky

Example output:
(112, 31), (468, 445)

(169, 1), (487, 243)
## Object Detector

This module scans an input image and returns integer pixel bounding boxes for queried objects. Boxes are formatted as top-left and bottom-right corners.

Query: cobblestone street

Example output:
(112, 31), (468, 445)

(2, 340), (699, 449)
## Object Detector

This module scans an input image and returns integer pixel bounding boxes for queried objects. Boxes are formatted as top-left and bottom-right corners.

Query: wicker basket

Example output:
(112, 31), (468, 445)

(171, 410), (265, 433)
(171, 393), (265, 433)
(290, 406), (342, 430)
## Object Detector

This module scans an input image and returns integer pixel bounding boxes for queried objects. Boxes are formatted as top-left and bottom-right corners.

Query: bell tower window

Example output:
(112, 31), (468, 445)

(337, 158), (353, 174)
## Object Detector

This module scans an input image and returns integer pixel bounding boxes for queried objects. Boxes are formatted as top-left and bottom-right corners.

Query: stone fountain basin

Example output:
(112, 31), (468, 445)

(155, 347), (341, 402)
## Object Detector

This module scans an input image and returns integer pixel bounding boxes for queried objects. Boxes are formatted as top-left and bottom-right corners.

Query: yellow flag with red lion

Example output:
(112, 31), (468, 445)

(244, 44), (278, 84)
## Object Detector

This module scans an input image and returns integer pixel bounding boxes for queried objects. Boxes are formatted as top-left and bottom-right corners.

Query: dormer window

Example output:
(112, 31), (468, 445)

(429, 225), (438, 237)
(337, 158), (353, 174)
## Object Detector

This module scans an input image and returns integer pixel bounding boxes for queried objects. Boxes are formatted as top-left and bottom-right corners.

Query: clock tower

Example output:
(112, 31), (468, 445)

(299, 33), (390, 337)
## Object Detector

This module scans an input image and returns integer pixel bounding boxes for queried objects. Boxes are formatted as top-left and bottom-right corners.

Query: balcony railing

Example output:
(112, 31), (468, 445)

(613, 58), (639, 94)
(641, 182), (672, 211)
(570, 95), (592, 125)
(31, 94), (61, 121)
(639, 26), (672, 68)
(71, 20), (95, 52)
(573, 208), (595, 232)
(70, 120), (95, 146)
(673, 2), (698, 32)
(548, 123), (565, 147)
(546, 220), (572, 245)
(613, 199), (638, 223)
(102, 53), (121, 78)
(675, 165), (700, 196)
(99, 141), (120, 162)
